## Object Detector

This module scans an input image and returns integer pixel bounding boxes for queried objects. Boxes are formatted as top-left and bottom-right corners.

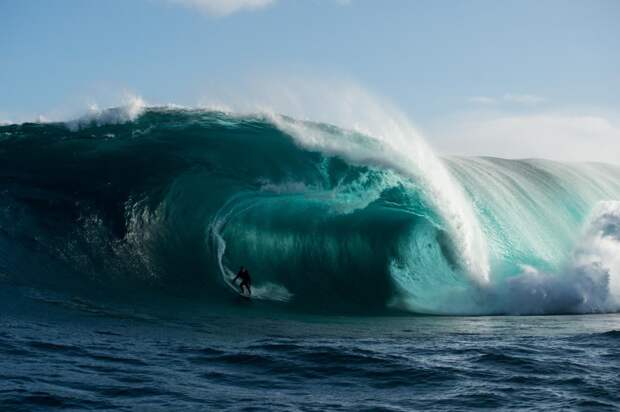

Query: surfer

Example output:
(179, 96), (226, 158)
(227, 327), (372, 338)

(234, 266), (252, 296)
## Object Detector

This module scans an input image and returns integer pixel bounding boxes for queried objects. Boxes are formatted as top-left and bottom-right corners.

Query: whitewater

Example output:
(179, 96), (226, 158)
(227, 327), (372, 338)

(1, 103), (619, 316)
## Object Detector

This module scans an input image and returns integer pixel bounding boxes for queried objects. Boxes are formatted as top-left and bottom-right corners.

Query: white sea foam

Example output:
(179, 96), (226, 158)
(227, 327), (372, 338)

(487, 201), (620, 314)
(66, 95), (147, 131)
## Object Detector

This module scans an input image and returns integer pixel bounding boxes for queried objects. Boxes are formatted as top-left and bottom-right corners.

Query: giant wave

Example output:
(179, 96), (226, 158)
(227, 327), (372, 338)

(1, 106), (619, 315)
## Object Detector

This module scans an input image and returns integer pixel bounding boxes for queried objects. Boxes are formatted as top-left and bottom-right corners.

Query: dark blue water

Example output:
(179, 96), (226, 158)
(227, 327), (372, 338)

(2, 286), (619, 411)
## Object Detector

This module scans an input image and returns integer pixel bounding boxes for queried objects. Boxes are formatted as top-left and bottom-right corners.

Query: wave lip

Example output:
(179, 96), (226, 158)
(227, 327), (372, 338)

(269, 112), (490, 285)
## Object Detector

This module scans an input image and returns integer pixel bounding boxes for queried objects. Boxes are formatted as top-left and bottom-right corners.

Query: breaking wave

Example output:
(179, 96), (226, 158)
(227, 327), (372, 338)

(1, 105), (619, 314)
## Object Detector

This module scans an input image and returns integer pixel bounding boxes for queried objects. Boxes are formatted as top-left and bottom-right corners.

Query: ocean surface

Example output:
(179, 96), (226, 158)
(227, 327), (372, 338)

(1, 106), (620, 410)
(2, 287), (620, 411)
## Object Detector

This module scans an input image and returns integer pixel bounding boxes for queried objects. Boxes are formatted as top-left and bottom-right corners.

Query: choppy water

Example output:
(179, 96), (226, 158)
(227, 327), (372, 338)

(1, 286), (619, 411)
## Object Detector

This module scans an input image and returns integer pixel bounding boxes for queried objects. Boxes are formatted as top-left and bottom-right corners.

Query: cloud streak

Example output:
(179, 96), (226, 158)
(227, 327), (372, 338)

(503, 93), (545, 105)
(166, 0), (276, 16)
(469, 93), (546, 106)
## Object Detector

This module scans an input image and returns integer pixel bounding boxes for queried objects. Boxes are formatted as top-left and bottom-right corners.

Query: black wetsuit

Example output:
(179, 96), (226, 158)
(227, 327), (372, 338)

(234, 269), (252, 295)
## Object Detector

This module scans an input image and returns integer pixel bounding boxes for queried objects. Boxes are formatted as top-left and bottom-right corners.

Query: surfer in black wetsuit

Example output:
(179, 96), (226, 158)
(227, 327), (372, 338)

(234, 266), (252, 296)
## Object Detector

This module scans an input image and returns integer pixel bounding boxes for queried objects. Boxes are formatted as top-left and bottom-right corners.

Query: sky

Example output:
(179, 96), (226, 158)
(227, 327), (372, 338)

(1, 0), (619, 162)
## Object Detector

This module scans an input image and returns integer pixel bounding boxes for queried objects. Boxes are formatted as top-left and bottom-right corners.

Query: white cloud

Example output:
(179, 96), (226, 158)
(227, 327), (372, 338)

(167, 0), (276, 16)
(432, 111), (620, 164)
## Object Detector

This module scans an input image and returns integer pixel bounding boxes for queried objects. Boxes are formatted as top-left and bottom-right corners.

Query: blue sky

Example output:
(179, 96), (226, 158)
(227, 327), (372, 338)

(1, 0), (619, 161)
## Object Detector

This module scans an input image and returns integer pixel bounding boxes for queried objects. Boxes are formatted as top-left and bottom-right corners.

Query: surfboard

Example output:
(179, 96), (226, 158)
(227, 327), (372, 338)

(238, 290), (251, 300)
(233, 284), (251, 299)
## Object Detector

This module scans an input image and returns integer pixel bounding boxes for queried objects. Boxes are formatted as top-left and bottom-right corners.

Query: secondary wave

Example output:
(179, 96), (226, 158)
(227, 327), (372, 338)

(1, 106), (619, 315)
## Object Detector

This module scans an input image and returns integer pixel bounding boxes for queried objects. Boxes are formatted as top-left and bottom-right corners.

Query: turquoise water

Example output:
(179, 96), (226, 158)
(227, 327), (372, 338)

(2, 107), (619, 315)
(1, 107), (620, 410)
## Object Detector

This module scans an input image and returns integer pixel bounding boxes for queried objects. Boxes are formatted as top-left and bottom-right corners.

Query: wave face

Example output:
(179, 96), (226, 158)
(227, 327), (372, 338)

(1, 108), (620, 315)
